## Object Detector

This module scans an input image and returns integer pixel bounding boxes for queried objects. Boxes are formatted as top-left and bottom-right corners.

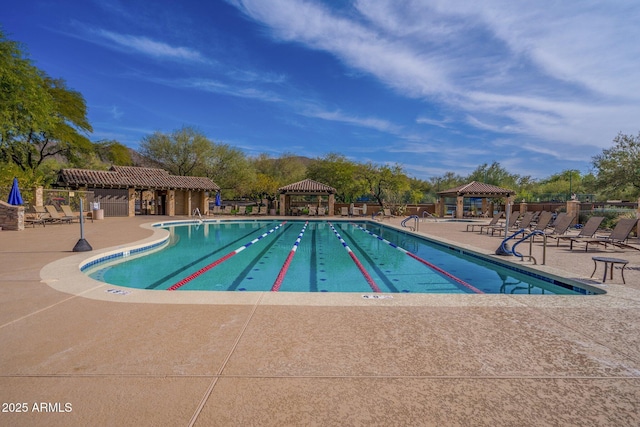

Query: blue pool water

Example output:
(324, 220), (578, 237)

(84, 220), (599, 295)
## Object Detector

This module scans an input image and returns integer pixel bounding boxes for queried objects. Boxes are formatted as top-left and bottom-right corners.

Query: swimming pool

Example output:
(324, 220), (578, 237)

(82, 220), (600, 295)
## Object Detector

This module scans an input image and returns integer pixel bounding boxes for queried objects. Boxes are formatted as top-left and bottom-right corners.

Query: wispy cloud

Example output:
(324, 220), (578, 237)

(229, 0), (640, 155)
(93, 29), (205, 62)
(302, 108), (401, 134)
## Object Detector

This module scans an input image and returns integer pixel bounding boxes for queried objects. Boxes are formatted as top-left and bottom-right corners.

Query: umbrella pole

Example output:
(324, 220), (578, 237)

(73, 199), (93, 252)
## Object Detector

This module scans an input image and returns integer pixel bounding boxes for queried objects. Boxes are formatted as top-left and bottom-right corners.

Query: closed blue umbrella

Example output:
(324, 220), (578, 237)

(7, 177), (23, 205)
(215, 192), (221, 206)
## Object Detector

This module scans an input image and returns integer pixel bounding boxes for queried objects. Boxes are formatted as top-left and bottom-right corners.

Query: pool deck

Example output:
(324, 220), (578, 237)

(1, 215), (639, 426)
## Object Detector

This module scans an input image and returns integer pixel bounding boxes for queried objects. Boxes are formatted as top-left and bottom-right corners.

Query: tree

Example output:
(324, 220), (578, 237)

(139, 126), (213, 176)
(306, 153), (364, 202)
(467, 162), (520, 189)
(358, 162), (409, 208)
(1, 31), (93, 175)
(592, 132), (640, 199)
(204, 143), (254, 198)
(0, 29), (54, 143)
(94, 140), (134, 166)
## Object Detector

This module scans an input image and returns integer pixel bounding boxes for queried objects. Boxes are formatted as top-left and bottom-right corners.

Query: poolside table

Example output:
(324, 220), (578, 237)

(590, 256), (628, 284)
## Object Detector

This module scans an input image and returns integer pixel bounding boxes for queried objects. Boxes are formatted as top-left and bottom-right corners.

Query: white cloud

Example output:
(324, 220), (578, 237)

(229, 0), (640, 158)
(94, 29), (205, 62)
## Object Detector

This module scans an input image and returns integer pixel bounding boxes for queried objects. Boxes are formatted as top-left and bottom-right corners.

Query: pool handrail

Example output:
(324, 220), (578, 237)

(511, 230), (547, 265)
(401, 215), (420, 231)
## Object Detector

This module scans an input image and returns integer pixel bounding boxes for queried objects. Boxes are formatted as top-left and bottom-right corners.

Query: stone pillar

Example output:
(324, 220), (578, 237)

(481, 198), (488, 216)
(128, 188), (136, 217)
(456, 196), (464, 219)
(506, 196), (514, 216)
(566, 200), (580, 225)
(0, 201), (24, 231)
(436, 198), (445, 217)
(35, 186), (44, 208)
(519, 201), (528, 215)
(279, 194), (286, 216)
(167, 190), (175, 216)
(328, 194), (335, 216)
(187, 190), (192, 217)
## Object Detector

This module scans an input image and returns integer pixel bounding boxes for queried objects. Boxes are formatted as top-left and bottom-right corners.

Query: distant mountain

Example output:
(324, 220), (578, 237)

(127, 148), (165, 169)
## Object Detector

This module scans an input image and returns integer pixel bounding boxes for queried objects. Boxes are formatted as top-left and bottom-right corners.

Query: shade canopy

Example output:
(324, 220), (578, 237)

(7, 177), (23, 205)
(437, 181), (515, 198)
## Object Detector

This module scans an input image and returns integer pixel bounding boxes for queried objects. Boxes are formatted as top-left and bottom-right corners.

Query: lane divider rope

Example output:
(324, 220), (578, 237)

(271, 221), (309, 291)
(328, 222), (381, 293)
(168, 221), (287, 291)
(352, 223), (483, 294)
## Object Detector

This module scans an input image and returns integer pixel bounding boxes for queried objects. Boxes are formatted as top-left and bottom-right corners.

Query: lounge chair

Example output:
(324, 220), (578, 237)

(466, 212), (502, 232)
(25, 212), (47, 227)
(515, 211), (535, 229)
(236, 206), (246, 215)
(340, 207), (349, 216)
(542, 213), (572, 237)
(60, 205), (80, 222)
(308, 206), (317, 216)
(570, 218), (639, 252)
(530, 211), (554, 233)
(258, 206), (267, 215)
(222, 205), (233, 215)
(552, 216), (604, 247)
(318, 207), (326, 216)
(381, 208), (395, 220)
(45, 205), (73, 224)
(483, 212), (519, 236)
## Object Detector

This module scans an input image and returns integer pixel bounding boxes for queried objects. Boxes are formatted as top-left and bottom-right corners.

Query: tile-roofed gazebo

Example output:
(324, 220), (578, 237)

(57, 166), (220, 217)
(278, 178), (336, 194)
(436, 181), (515, 219)
(437, 181), (515, 198)
(278, 179), (336, 216)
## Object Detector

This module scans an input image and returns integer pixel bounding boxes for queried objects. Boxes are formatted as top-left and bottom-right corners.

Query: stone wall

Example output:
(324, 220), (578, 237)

(0, 200), (25, 231)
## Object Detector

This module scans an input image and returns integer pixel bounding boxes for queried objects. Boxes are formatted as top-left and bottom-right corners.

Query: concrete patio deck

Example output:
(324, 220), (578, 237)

(1, 215), (639, 426)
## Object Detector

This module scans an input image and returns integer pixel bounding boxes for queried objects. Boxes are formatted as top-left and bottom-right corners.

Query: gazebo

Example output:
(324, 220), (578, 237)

(436, 181), (516, 219)
(278, 179), (336, 216)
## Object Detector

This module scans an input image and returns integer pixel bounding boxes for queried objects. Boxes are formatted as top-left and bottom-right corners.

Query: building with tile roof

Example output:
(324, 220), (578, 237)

(278, 178), (337, 216)
(436, 181), (515, 219)
(57, 166), (220, 217)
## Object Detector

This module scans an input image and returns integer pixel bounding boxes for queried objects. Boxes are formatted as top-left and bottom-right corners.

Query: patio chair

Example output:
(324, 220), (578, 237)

(222, 205), (233, 215)
(530, 211), (554, 232)
(258, 206), (267, 215)
(340, 206), (349, 216)
(308, 206), (317, 216)
(570, 218), (639, 252)
(236, 206), (246, 215)
(542, 213), (572, 237)
(318, 207), (326, 216)
(552, 216), (604, 247)
(466, 212), (501, 232)
(45, 205), (73, 224)
(60, 205), (80, 222)
(514, 211), (534, 230)
(381, 208), (395, 220)
(483, 211), (520, 236)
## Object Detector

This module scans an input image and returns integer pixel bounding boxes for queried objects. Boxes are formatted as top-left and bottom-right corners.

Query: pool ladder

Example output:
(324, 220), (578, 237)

(401, 215), (420, 232)
(192, 208), (203, 223)
(498, 229), (547, 265)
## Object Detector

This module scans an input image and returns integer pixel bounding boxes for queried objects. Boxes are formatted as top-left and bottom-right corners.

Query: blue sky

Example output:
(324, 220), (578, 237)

(3, 0), (639, 180)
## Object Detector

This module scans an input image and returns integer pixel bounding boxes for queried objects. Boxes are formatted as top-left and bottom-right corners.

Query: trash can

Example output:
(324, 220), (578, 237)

(91, 202), (103, 220)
